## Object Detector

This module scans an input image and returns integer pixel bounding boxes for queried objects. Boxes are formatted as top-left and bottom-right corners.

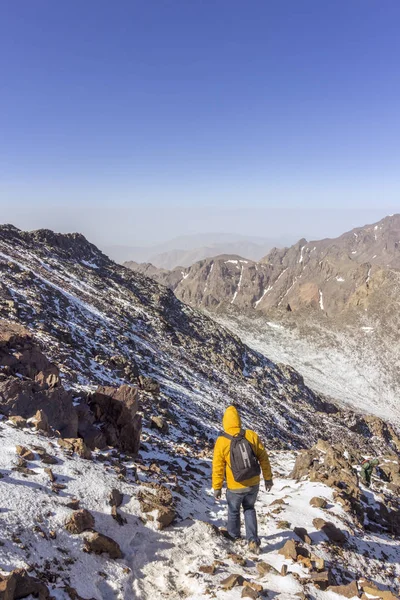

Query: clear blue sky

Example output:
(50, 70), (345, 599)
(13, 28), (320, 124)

(0, 1), (399, 245)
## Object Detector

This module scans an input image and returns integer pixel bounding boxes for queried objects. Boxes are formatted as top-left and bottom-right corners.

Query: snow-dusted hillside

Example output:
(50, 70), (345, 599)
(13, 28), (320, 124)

(1, 224), (400, 600)
(1, 419), (399, 599)
(216, 312), (400, 425)
(0, 223), (392, 452)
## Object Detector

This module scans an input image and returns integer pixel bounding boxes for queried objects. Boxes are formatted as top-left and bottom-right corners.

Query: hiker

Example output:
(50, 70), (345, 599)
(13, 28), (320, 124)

(212, 405), (273, 553)
(360, 458), (379, 487)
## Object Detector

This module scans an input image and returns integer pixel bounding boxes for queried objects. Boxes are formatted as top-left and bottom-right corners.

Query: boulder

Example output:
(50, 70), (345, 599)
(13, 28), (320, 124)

(312, 519), (347, 544)
(257, 562), (278, 577)
(278, 539), (298, 560)
(65, 498), (80, 510)
(199, 565), (216, 575)
(58, 438), (92, 459)
(220, 574), (244, 590)
(84, 532), (123, 559)
(290, 448), (318, 480)
(89, 385), (142, 455)
(310, 497), (327, 509)
(65, 509), (95, 534)
(0, 378), (77, 438)
(308, 570), (334, 590)
(75, 401), (107, 450)
(0, 568), (49, 599)
(241, 588), (259, 599)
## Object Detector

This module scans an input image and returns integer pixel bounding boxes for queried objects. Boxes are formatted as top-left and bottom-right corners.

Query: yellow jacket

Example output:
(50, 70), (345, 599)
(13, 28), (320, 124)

(212, 406), (272, 490)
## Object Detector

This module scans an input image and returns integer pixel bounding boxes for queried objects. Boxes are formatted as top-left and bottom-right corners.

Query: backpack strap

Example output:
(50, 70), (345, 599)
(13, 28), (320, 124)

(221, 430), (246, 441)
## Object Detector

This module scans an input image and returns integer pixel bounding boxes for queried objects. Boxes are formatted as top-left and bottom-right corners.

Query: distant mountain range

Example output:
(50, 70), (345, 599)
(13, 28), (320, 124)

(125, 214), (400, 316)
(103, 232), (295, 268)
(125, 214), (400, 417)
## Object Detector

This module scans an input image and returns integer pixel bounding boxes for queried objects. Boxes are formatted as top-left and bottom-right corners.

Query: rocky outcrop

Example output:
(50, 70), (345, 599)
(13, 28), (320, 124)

(0, 321), (78, 437)
(291, 440), (400, 536)
(88, 385), (142, 456)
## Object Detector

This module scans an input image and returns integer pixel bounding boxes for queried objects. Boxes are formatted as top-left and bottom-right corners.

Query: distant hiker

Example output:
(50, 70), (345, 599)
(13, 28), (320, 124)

(212, 405), (273, 553)
(360, 458), (379, 487)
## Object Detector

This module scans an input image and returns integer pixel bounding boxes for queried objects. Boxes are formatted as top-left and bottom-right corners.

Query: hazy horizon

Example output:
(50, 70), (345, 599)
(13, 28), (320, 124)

(1, 3), (399, 251)
(0, 206), (397, 256)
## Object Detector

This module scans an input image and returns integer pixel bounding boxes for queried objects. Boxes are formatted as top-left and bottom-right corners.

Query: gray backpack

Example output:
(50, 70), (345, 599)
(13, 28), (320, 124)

(222, 429), (261, 482)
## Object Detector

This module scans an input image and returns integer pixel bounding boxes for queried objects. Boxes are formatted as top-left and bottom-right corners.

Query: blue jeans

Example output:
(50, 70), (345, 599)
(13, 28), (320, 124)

(226, 486), (260, 543)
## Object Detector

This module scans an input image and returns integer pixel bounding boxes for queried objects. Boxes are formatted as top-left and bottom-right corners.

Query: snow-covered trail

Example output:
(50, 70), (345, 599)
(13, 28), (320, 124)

(1, 420), (399, 600)
(127, 452), (400, 600)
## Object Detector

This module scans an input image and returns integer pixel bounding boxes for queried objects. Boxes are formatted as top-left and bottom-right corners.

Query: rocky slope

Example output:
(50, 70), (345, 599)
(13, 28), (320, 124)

(0, 224), (400, 599)
(1, 223), (396, 453)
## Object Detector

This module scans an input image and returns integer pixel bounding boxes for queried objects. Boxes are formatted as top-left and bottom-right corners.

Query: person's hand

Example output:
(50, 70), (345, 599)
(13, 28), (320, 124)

(214, 489), (222, 500)
(265, 479), (273, 492)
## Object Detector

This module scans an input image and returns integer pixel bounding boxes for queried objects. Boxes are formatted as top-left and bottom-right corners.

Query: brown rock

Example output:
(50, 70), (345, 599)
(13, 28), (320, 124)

(65, 509), (95, 534)
(0, 371), (77, 438)
(89, 385), (142, 456)
(150, 415), (168, 434)
(280, 564), (288, 576)
(362, 586), (398, 600)
(58, 438), (92, 460)
(241, 588), (259, 599)
(44, 468), (55, 482)
(41, 453), (58, 465)
(65, 498), (80, 510)
(138, 483), (175, 529)
(327, 581), (360, 598)
(310, 497), (328, 509)
(108, 488), (123, 508)
(308, 570), (332, 590)
(227, 553), (246, 566)
(257, 561), (278, 577)
(243, 582), (263, 593)
(31, 409), (49, 433)
(278, 539), (298, 561)
(9, 415), (27, 429)
(294, 527), (312, 544)
(84, 532), (123, 559)
(0, 568), (49, 599)
(199, 565), (216, 575)
(221, 574), (244, 590)
(15, 446), (34, 461)
(312, 519), (347, 544)
(139, 376), (160, 394)
(277, 520), (291, 530)
(111, 505), (127, 526)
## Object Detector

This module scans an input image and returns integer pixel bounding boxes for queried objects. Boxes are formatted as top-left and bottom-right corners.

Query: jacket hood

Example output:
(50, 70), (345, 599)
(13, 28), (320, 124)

(223, 405), (242, 436)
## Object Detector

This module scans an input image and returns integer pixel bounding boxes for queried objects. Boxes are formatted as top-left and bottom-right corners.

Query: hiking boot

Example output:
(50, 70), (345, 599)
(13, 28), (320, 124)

(219, 528), (240, 542)
(248, 540), (261, 555)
